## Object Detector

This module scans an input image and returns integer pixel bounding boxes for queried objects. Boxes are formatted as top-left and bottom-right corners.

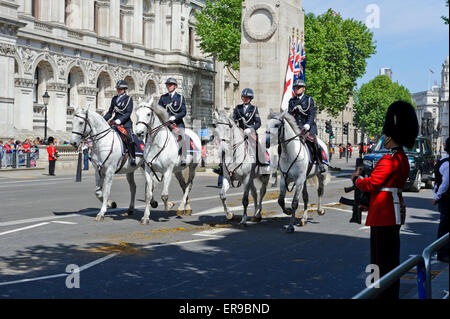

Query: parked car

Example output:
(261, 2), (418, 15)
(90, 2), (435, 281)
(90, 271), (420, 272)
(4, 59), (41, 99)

(362, 136), (436, 192)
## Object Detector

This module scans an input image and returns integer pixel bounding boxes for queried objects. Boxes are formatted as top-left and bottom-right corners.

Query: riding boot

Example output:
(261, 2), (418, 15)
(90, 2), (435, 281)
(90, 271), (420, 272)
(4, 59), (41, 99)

(314, 140), (326, 173)
(126, 130), (136, 167)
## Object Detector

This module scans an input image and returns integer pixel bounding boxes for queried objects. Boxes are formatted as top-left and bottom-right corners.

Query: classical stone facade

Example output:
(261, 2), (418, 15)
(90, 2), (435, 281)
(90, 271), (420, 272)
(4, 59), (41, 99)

(0, 0), (217, 141)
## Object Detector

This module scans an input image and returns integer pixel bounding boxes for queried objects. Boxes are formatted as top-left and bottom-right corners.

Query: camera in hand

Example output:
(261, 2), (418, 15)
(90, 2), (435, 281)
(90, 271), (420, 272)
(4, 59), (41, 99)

(339, 158), (370, 224)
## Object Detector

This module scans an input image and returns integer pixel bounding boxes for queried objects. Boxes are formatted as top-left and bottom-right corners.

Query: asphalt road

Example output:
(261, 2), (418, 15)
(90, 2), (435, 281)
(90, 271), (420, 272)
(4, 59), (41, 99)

(0, 164), (446, 299)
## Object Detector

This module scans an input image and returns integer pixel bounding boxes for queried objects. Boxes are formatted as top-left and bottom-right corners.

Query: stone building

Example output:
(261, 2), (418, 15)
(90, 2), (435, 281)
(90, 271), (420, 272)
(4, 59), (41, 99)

(0, 0), (221, 141)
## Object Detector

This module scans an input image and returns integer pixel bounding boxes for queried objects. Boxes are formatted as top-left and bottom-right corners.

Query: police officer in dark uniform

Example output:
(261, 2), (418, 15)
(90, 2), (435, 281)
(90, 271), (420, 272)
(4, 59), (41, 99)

(158, 77), (187, 165)
(233, 88), (268, 166)
(288, 79), (326, 173)
(104, 79), (136, 166)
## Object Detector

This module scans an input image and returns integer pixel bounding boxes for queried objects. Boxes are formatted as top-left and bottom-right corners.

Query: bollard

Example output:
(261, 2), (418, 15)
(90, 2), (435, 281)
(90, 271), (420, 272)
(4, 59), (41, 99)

(416, 262), (427, 299)
(76, 151), (82, 182)
(26, 152), (31, 168)
(12, 151), (17, 168)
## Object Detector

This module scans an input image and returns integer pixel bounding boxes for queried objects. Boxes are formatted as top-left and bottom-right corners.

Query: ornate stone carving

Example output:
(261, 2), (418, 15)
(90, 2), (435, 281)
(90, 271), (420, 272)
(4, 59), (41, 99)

(78, 86), (99, 95)
(16, 47), (37, 74)
(14, 78), (35, 88)
(0, 43), (16, 57)
(243, 3), (278, 41)
(55, 54), (72, 79)
(47, 82), (70, 92)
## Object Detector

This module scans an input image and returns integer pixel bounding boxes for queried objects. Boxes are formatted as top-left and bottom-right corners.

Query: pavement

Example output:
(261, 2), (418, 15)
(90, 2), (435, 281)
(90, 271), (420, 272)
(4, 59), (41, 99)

(0, 155), (448, 299)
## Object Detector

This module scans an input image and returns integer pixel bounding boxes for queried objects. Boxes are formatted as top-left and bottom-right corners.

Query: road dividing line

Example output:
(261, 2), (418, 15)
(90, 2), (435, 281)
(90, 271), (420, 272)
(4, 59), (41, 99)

(143, 238), (214, 249)
(0, 222), (49, 236)
(51, 221), (78, 225)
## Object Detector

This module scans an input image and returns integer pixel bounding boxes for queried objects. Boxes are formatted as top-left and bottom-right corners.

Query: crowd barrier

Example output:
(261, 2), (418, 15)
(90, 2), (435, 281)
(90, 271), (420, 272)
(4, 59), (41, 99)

(353, 233), (449, 299)
(0, 148), (39, 169)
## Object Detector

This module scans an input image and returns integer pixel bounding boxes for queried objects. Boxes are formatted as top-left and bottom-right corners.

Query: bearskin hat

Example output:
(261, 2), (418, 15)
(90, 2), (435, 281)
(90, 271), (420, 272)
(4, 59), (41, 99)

(47, 136), (54, 144)
(382, 101), (419, 148)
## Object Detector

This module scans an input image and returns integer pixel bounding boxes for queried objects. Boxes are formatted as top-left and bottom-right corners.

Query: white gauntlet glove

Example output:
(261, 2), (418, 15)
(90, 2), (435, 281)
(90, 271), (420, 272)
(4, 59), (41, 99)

(303, 124), (310, 131)
(244, 128), (252, 135)
(169, 116), (176, 122)
(115, 119), (121, 125)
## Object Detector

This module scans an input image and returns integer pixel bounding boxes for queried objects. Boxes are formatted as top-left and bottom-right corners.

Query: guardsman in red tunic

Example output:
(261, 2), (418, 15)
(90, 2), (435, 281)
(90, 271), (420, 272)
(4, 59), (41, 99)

(47, 136), (57, 176)
(351, 101), (419, 299)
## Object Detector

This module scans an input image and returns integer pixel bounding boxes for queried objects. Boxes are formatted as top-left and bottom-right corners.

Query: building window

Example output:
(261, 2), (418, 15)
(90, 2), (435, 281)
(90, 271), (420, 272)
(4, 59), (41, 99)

(32, 0), (39, 19)
(94, 2), (99, 34)
(189, 27), (194, 56)
(120, 11), (124, 40)
(33, 68), (39, 103)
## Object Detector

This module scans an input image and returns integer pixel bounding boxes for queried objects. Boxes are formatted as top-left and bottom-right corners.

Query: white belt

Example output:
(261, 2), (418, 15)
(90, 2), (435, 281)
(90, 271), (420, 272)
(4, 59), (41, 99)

(380, 187), (401, 225)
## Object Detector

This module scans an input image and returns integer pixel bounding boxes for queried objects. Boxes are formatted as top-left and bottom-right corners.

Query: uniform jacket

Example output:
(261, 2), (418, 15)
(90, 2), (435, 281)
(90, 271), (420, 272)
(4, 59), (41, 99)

(433, 154), (449, 201)
(355, 147), (410, 226)
(47, 145), (57, 161)
(288, 94), (317, 135)
(104, 94), (134, 129)
(233, 103), (261, 131)
(158, 92), (186, 128)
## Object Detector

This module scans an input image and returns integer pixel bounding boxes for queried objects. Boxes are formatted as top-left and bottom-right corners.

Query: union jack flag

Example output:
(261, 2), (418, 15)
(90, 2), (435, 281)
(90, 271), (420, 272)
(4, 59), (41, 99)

(299, 44), (306, 81)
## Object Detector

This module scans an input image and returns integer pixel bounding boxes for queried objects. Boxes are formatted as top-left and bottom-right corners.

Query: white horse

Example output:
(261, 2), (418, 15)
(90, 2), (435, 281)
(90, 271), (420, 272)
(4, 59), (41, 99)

(266, 110), (329, 233)
(212, 110), (270, 226)
(70, 107), (144, 221)
(134, 97), (202, 225)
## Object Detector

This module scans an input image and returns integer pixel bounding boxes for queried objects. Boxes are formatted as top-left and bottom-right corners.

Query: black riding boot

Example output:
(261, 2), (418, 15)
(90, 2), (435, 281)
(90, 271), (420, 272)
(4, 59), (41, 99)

(126, 129), (136, 166)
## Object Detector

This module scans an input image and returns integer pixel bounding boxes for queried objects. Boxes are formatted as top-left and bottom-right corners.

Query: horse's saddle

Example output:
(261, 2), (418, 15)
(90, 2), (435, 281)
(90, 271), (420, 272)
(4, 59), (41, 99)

(113, 126), (145, 156)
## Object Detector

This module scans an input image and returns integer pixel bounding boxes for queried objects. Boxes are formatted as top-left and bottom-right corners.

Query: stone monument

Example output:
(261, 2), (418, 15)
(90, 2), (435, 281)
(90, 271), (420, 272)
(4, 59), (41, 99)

(240, 0), (304, 128)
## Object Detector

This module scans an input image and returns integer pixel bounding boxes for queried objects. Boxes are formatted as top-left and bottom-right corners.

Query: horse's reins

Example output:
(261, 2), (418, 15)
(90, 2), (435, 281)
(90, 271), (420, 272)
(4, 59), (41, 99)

(215, 120), (248, 188)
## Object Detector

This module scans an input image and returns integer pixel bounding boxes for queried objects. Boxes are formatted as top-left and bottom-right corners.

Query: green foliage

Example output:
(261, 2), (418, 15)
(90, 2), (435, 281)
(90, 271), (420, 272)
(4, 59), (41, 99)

(304, 9), (376, 116)
(353, 75), (414, 137)
(442, 0), (449, 24)
(194, 0), (243, 70)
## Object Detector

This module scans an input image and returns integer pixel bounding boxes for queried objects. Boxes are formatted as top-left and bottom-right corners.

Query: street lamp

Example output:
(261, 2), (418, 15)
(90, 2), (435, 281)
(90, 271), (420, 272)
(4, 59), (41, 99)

(42, 91), (50, 144)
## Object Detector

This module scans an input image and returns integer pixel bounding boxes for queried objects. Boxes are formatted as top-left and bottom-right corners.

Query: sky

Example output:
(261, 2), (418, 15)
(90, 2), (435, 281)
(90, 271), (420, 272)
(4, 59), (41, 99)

(302, 0), (449, 94)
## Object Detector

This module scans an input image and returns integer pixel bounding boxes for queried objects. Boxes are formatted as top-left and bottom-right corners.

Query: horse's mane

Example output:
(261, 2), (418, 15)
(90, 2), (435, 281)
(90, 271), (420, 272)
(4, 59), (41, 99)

(267, 110), (301, 136)
(150, 98), (168, 123)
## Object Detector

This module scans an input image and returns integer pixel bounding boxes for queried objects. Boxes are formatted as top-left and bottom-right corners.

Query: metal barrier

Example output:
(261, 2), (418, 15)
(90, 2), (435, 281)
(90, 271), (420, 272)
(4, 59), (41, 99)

(353, 233), (449, 299)
(423, 233), (449, 299)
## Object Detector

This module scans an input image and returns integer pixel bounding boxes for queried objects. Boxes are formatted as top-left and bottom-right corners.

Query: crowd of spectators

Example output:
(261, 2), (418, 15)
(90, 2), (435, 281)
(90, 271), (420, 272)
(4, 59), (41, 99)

(0, 137), (70, 169)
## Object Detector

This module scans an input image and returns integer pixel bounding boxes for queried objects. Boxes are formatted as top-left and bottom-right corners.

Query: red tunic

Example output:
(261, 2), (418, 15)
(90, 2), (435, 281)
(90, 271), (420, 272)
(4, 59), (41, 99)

(47, 146), (56, 161)
(22, 143), (31, 152)
(355, 148), (410, 226)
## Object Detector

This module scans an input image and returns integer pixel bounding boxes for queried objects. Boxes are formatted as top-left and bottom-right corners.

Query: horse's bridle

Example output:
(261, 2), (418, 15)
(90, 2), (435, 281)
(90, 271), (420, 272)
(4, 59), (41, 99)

(215, 119), (248, 187)
(72, 111), (112, 142)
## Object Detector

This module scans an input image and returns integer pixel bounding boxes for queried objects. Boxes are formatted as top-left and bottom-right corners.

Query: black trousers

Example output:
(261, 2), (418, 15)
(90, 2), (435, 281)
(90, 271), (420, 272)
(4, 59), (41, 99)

(370, 225), (401, 299)
(49, 160), (56, 175)
(437, 197), (449, 258)
(124, 127), (135, 159)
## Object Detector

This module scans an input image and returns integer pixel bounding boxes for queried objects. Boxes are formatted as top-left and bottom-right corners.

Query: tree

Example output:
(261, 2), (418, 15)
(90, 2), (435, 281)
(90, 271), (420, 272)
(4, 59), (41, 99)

(194, 0), (243, 71)
(442, 0), (449, 24)
(353, 75), (414, 137)
(304, 10), (376, 116)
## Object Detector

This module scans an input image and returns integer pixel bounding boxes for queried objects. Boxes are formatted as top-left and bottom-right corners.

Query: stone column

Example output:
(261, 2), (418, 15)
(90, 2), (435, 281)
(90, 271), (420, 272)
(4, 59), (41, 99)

(46, 82), (69, 132)
(14, 78), (35, 131)
(0, 1), (26, 138)
(121, 7), (133, 43)
(240, 0), (304, 129)
(52, 0), (65, 25)
(97, 1), (110, 37)
(170, 0), (182, 51)
(82, 0), (94, 32)
(78, 86), (98, 111)
(143, 14), (154, 48)
(109, 0), (120, 39)
(133, 0), (143, 45)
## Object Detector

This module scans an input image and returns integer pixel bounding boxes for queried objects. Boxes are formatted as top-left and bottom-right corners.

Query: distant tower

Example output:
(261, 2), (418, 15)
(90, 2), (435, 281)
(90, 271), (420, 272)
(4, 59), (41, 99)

(379, 67), (392, 80)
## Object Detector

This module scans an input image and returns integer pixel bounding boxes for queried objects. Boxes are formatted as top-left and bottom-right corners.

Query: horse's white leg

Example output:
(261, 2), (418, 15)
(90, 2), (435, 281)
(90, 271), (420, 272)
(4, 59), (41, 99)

(161, 169), (174, 212)
(220, 177), (233, 220)
(141, 166), (153, 225)
(253, 175), (269, 222)
(123, 172), (136, 216)
(278, 177), (289, 215)
(95, 170), (116, 209)
(287, 181), (303, 233)
(183, 165), (197, 216)
(174, 171), (187, 215)
(317, 173), (326, 216)
(239, 176), (252, 227)
(95, 168), (114, 222)
(299, 182), (309, 226)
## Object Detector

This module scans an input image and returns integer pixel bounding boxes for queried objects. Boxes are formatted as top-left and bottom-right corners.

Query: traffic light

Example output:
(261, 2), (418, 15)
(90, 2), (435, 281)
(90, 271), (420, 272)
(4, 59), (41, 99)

(325, 120), (331, 133)
(343, 122), (349, 135)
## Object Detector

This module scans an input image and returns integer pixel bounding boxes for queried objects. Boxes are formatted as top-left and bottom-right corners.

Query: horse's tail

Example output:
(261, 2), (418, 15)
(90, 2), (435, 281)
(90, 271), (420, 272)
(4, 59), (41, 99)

(307, 172), (330, 186)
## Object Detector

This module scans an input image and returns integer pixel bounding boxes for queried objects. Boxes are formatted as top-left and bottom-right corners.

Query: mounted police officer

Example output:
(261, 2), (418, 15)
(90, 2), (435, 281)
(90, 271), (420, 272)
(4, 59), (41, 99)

(104, 79), (136, 166)
(233, 88), (268, 166)
(158, 77), (188, 165)
(288, 79), (326, 173)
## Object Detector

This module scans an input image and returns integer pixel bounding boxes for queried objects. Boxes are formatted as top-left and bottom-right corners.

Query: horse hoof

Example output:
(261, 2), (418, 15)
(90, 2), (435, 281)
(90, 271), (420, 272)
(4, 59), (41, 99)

(168, 202), (175, 209)
(109, 202), (117, 209)
(176, 209), (184, 216)
(184, 209), (192, 216)
(286, 226), (295, 233)
(299, 220), (306, 227)
(250, 216), (262, 223)
(123, 210), (134, 216)
(150, 200), (158, 209)
(141, 218), (150, 225)
(226, 213), (234, 221)
(318, 209), (325, 216)
(284, 208), (293, 216)
(95, 215), (104, 222)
